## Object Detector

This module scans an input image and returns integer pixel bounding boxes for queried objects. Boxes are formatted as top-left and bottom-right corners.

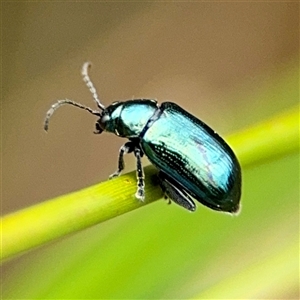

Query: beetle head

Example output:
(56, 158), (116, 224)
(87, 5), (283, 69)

(95, 101), (124, 135)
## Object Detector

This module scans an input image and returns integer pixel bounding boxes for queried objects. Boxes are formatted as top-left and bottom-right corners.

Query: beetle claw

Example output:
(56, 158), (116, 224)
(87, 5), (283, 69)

(135, 189), (145, 201)
(109, 172), (121, 179)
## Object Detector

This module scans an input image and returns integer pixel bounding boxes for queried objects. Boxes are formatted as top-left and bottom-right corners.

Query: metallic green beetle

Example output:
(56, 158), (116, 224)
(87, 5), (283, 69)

(45, 62), (241, 213)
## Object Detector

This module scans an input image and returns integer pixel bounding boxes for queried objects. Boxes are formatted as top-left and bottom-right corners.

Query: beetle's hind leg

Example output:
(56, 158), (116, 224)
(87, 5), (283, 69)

(109, 142), (135, 179)
(158, 172), (196, 212)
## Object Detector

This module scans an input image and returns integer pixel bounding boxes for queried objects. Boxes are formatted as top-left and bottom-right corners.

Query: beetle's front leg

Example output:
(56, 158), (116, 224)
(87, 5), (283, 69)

(109, 142), (135, 179)
(134, 147), (145, 201)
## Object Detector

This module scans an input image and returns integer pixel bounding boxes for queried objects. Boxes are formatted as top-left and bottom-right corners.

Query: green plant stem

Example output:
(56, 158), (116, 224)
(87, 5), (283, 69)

(1, 105), (299, 261)
(1, 167), (161, 262)
(227, 105), (299, 167)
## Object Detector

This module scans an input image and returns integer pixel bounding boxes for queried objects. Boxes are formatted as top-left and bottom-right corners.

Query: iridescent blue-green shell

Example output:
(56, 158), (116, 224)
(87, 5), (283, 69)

(141, 102), (241, 213)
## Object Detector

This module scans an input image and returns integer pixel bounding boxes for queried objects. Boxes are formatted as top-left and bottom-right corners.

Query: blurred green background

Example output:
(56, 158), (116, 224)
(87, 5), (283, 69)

(2, 2), (299, 299)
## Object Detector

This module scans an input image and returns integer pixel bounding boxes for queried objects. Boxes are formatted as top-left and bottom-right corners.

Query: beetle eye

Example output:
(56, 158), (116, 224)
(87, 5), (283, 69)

(94, 122), (103, 134)
(95, 114), (110, 133)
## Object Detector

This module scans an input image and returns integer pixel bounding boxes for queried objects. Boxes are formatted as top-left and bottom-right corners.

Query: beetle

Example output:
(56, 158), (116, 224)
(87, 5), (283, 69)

(44, 62), (241, 213)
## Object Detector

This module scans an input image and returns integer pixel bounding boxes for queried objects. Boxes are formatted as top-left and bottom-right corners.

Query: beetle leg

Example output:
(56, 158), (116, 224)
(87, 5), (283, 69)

(134, 147), (145, 201)
(158, 172), (196, 212)
(109, 142), (135, 179)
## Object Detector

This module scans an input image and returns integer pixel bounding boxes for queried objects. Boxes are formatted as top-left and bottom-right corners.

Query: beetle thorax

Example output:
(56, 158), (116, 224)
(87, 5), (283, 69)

(98, 100), (158, 138)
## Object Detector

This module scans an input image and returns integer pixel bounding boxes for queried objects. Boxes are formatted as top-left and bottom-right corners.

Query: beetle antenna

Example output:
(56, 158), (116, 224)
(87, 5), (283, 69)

(81, 62), (105, 110)
(44, 99), (101, 132)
